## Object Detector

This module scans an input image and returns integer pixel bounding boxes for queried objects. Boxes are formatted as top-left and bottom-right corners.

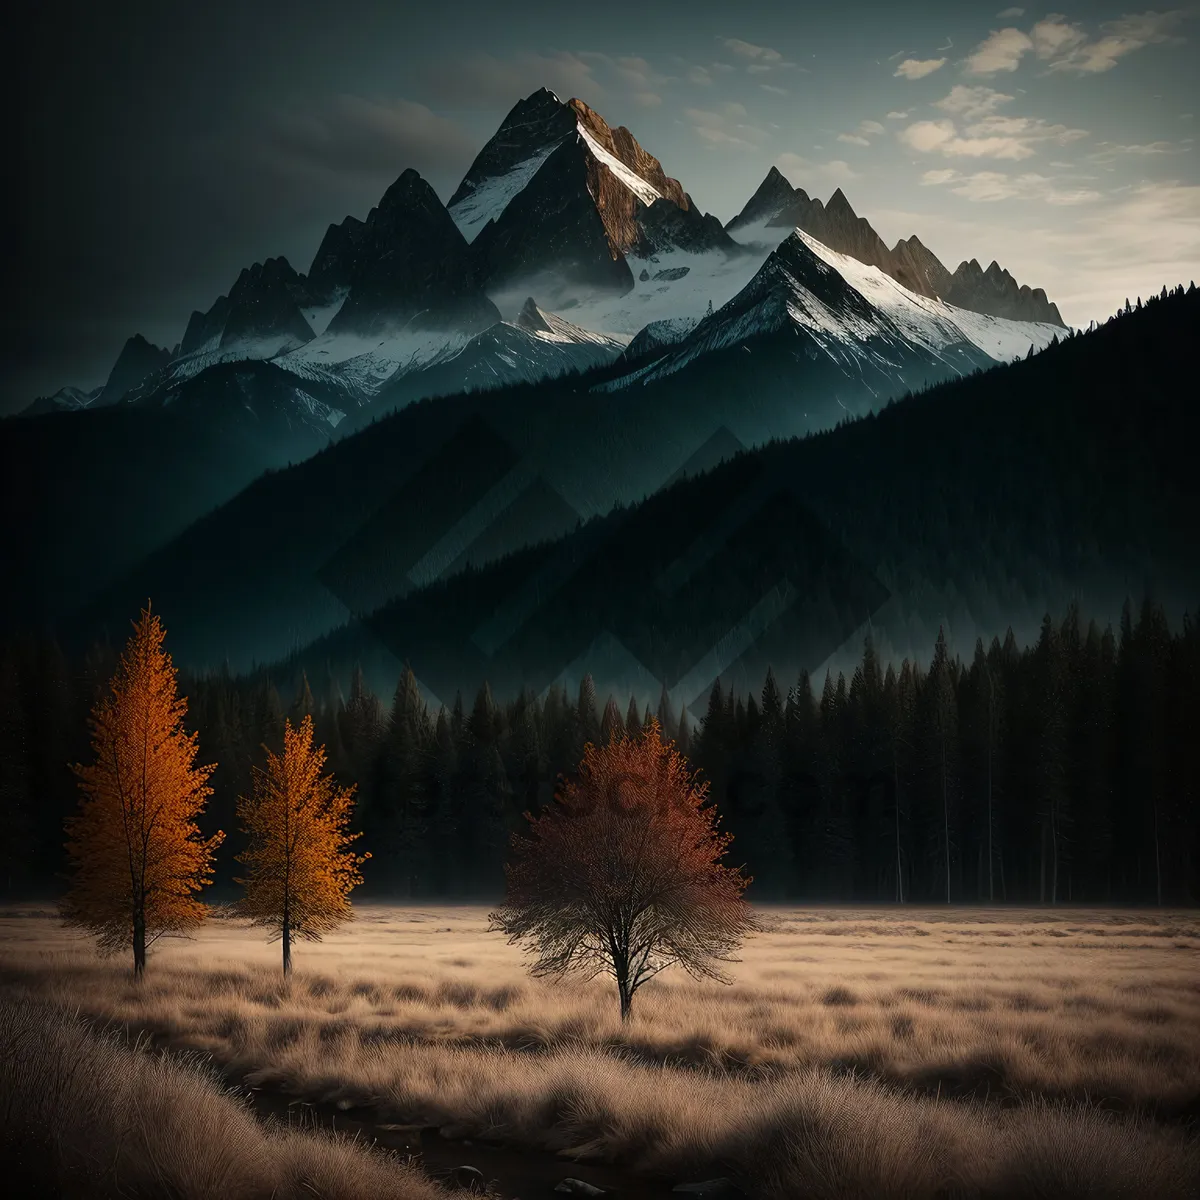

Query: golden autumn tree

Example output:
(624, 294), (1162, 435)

(490, 718), (758, 1020)
(62, 606), (223, 978)
(236, 715), (368, 973)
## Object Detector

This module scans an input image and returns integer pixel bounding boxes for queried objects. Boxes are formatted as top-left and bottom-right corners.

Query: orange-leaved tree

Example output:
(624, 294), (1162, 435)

(62, 606), (223, 978)
(235, 715), (368, 974)
(490, 717), (757, 1020)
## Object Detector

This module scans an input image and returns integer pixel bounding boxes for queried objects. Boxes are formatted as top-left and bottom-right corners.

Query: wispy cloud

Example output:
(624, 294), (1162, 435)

(761, 84), (789, 96)
(900, 110), (1088, 160)
(934, 85), (1015, 120)
(964, 27), (1033, 74)
(887, 110), (910, 120)
(997, 6), (1025, 16)
(721, 37), (784, 64)
(1087, 138), (1194, 164)
(837, 119), (886, 146)
(920, 166), (1102, 204)
(776, 152), (861, 186)
(894, 57), (948, 79)
(422, 50), (599, 104)
(965, 10), (1189, 76)
(685, 105), (769, 149)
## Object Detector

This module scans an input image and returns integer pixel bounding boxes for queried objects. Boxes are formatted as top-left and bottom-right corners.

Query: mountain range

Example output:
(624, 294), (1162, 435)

(22, 87), (1063, 424)
(4, 85), (1099, 686)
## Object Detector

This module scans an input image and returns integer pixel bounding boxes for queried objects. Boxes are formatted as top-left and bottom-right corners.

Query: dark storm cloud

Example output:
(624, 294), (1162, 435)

(264, 94), (477, 180)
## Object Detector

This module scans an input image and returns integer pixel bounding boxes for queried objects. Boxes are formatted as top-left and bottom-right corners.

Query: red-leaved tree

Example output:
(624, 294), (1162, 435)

(490, 718), (757, 1019)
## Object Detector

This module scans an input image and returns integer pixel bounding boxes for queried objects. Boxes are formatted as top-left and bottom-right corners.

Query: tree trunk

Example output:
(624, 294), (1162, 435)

(132, 904), (146, 980)
(282, 905), (292, 975)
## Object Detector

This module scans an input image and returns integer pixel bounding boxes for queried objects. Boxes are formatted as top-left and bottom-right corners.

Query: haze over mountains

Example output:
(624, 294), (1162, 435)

(7, 83), (1179, 710)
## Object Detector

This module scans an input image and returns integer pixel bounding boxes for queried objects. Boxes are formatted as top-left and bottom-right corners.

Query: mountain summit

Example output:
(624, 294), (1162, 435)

(448, 88), (722, 294)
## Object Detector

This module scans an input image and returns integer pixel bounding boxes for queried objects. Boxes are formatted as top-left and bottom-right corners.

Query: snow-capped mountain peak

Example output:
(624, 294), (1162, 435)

(614, 227), (1063, 388)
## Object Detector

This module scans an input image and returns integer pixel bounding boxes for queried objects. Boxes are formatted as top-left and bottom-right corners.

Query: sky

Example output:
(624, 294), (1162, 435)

(6, 0), (1198, 413)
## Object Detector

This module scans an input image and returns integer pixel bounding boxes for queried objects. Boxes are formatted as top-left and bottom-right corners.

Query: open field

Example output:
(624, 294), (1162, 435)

(2, 904), (1199, 1198)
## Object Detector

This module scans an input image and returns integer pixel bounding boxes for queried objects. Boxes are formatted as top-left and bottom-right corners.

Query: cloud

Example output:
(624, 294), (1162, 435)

(888, 50), (908, 61)
(747, 64), (773, 74)
(687, 64), (713, 85)
(1045, 10), (1189, 74)
(776, 152), (861, 185)
(997, 6), (1025, 15)
(761, 84), (789, 96)
(965, 10), (1189, 77)
(934, 85), (1015, 120)
(423, 51), (599, 105)
(900, 108), (1087, 160)
(264, 94), (475, 181)
(964, 27), (1033, 74)
(871, 181), (1200, 325)
(722, 38), (784, 63)
(1087, 139), (1193, 164)
(581, 52), (675, 96)
(920, 166), (1102, 204)
(685, 106), (769, 149)
(1029, 14), (1089, 61)
(894, 57), (948, 79)
(887, 110), (910, 120)
(837, 119), (887, 146)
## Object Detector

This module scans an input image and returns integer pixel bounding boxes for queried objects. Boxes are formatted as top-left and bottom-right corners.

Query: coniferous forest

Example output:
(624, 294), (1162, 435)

(2, 596), (1196, 906)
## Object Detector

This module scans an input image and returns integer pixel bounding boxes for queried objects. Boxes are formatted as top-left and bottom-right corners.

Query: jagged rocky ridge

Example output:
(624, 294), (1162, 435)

(22, 88), (1068, 423)
(727, 166), (1064, 325)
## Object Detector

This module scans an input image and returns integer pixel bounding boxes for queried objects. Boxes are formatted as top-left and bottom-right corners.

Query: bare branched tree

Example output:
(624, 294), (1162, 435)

(490, 718), (758, 1019)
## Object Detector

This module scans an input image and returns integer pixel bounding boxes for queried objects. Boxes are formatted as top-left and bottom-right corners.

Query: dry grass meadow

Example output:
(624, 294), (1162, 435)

(2, 904), (1199, 1199)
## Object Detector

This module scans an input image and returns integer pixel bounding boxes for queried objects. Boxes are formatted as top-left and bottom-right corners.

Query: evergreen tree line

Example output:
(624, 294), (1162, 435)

(1, 596), (1197, 904)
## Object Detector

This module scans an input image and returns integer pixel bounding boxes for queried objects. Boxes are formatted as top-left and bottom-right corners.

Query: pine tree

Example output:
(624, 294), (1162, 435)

(922, 629), (959, 903)
(577, 674), (600, 752)
(374, 665), (429, 895)
(600, 696), (625, 745)
(655, 684), (676, 738)
(62, 608), (223, 977)
(289, 671), (315, 725)
(236, 715), (367, 973)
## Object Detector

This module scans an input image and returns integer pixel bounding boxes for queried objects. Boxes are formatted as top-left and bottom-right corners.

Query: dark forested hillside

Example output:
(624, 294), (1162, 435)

(0, 362), (345, 625)
(263, 285), (1200, 708)
(2, 597), (1196, 905)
